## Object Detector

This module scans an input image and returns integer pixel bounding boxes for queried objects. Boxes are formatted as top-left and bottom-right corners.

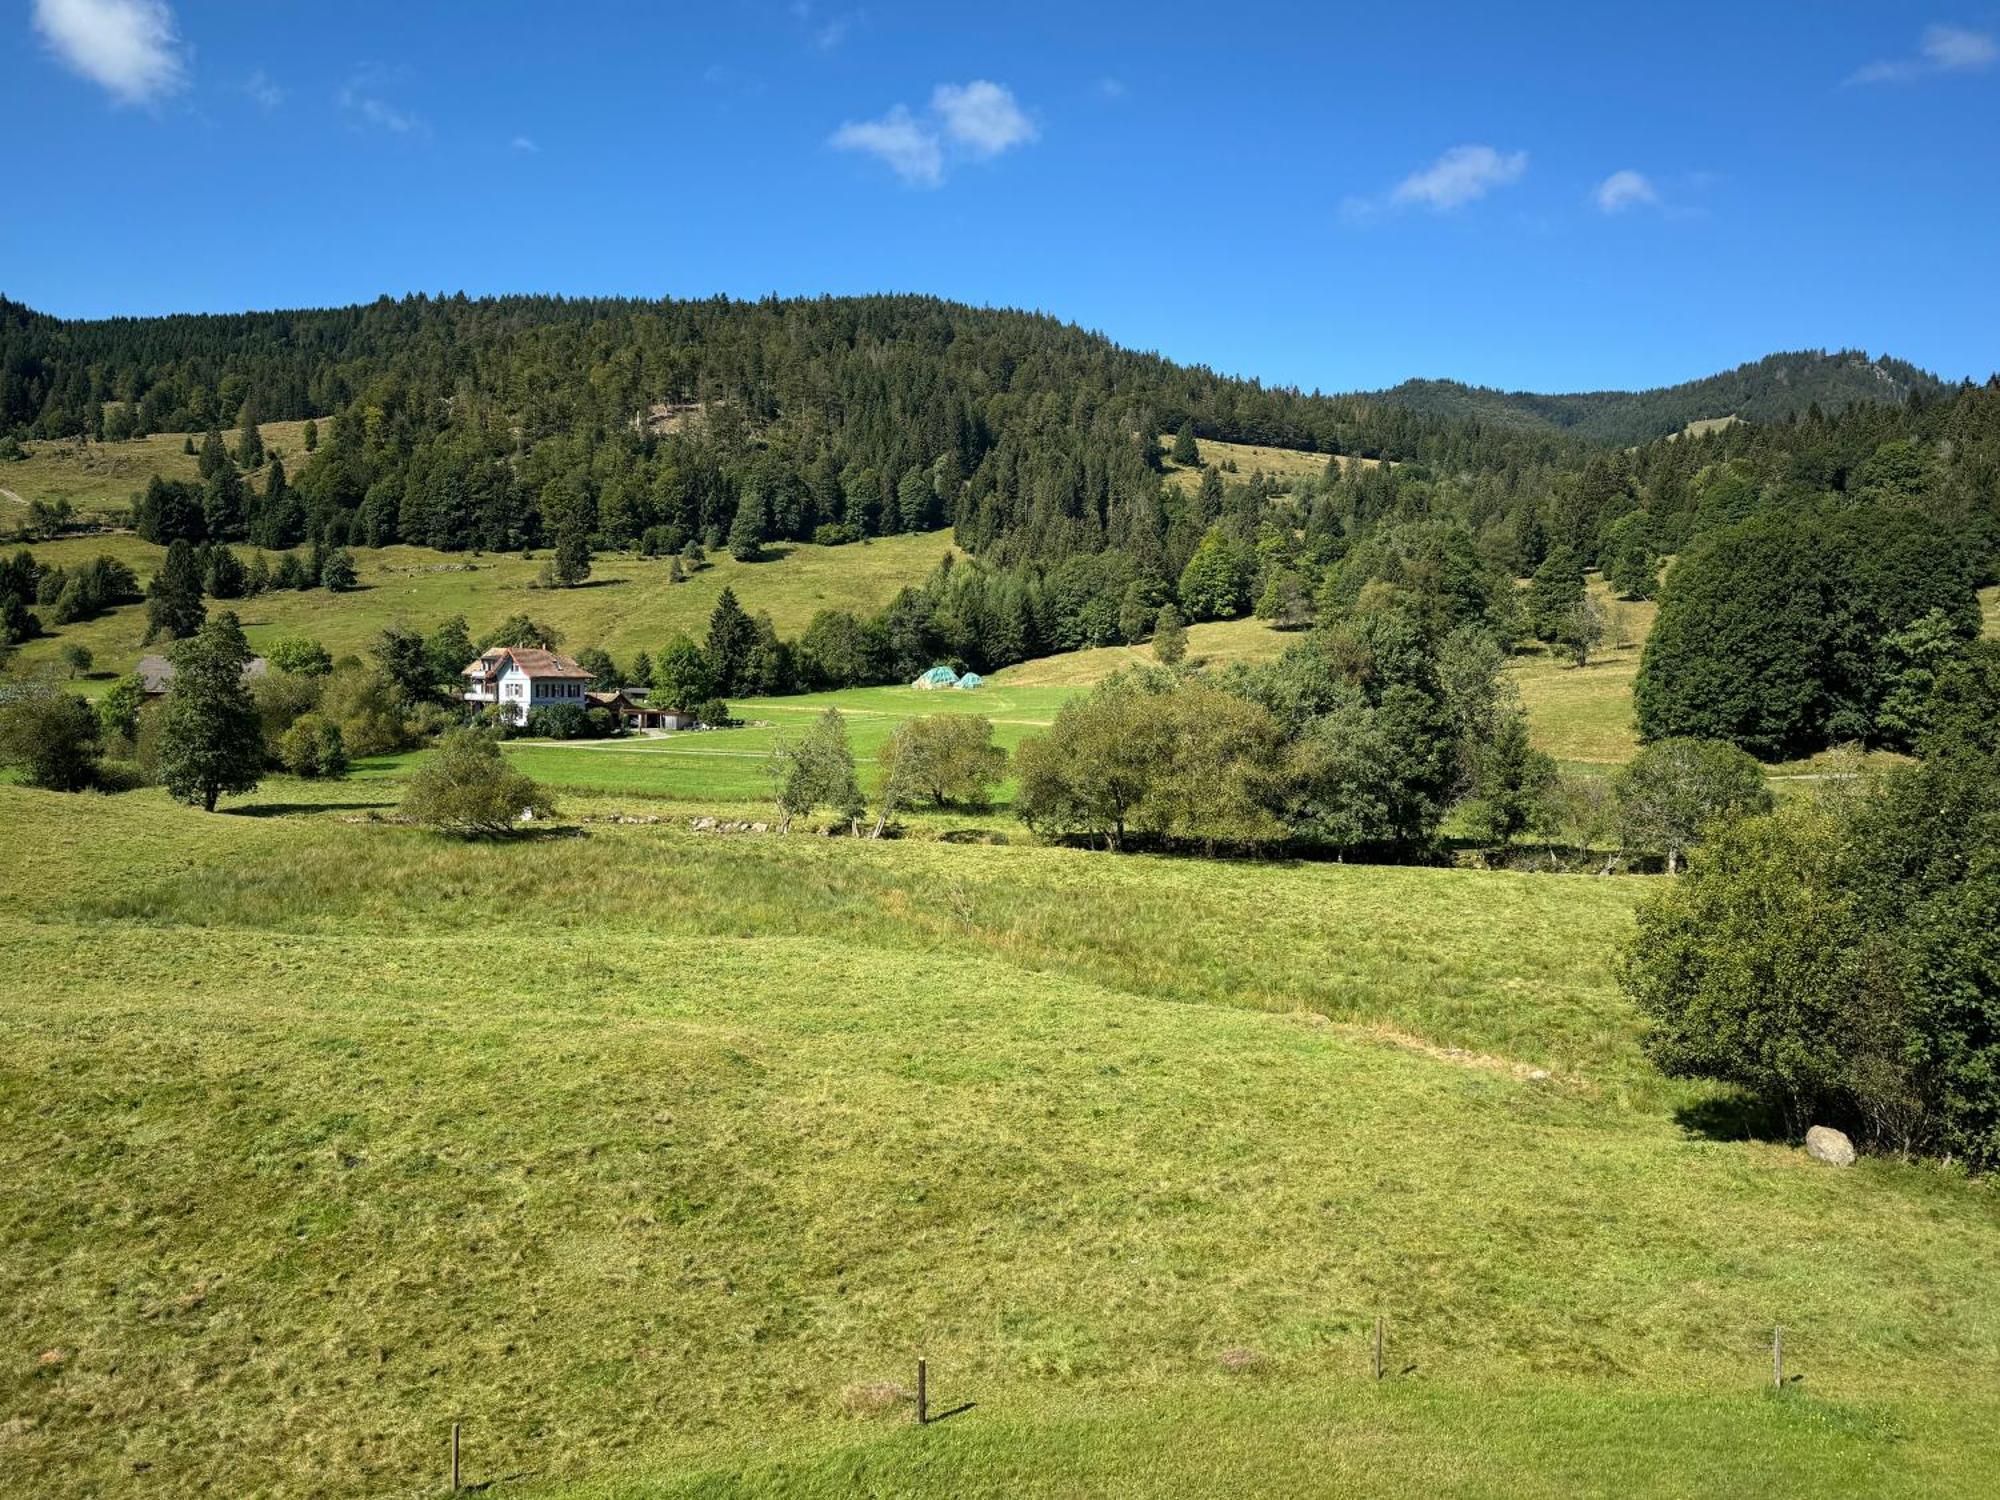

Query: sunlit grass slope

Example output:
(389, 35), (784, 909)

(3, 785), (1997, 1497)
(8, 529), (958, 680)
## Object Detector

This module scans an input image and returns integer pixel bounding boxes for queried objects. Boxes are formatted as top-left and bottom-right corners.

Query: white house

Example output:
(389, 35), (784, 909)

(461, 646), (594, 725)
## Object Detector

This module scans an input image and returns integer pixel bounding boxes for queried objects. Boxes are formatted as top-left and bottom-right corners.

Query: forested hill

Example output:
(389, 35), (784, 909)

(1376, 350), (1946, 446)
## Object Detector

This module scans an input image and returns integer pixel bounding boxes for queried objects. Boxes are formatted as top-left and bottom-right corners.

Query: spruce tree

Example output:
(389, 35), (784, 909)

(705, 587), (757, 694)
(728, 491), (766, 562)
(1171, 420), (1200, 467)
(144, 539), (207, 644)
(158, 612), (263, 811)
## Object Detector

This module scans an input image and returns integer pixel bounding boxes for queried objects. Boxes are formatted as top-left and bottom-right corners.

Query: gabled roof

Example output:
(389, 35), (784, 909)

(461, 646), (593, 680)
(136, 653), (269, 694)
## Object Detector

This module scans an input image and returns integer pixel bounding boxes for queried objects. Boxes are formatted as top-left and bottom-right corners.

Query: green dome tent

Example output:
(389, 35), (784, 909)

(954, 672), (984, 690)
(912, 665), (959, 689)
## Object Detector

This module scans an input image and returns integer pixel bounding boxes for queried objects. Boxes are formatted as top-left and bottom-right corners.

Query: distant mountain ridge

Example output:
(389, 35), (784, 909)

(1373, 349), (1948, 446)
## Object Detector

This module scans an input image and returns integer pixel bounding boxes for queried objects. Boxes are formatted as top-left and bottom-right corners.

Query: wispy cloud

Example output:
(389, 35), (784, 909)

(1593, 168), (1660, 214)
(244, 68), (283, 110)
(1097, 77), (1128, 101)
(511, 135), (539, 153)
(31, 0), (187, 105)
(1392, 145), (1528, 209)
(1848, 23), (1997, 84)
(829, 80), (1036, 188)
(788, 1), (861, 51)
(1370, 144), (1528, 213)
(338, 65), (426, 137)
(830, 105), (943, 186)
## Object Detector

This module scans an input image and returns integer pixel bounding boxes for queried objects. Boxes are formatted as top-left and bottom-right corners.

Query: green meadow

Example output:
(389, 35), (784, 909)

(3, 784), (1997, 1497)
(7, 527), (960, 682)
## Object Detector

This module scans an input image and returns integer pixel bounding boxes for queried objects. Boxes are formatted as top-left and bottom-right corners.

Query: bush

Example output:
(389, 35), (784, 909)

(0, 678), (102, 791)
(812, 522), (861, 547)
(695, 697), (731, 728)
(278, 713), (349, 778)
(525, 702), (592, 740)
(1619, 740), (2000, 1165)
(401, 727), (554, 836)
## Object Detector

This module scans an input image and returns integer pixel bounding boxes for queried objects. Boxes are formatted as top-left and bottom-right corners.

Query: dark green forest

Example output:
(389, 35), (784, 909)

(3, 292), (1996, 758)
(1378, 349), (1945, 445)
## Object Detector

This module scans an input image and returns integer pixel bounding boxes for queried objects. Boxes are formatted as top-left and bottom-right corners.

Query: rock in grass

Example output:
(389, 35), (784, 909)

(1805, 1125), (1856, 1166)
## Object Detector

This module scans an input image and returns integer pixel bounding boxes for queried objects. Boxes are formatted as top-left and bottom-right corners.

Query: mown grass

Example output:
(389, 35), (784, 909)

(3, 785), (1997, 1497)
(6, 529), (958, 682)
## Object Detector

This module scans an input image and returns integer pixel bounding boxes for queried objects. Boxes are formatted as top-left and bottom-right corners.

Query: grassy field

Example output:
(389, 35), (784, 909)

(1160, 435), (1375, 496)
(6, 529), (958, 682)
(0, 421), (319, 519)
(3, 783), (1997, 1497)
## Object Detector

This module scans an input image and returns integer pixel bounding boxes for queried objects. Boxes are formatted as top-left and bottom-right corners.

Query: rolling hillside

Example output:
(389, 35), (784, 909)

(1376, 350), (1944, 446)
(5, 786), (1998, 1498)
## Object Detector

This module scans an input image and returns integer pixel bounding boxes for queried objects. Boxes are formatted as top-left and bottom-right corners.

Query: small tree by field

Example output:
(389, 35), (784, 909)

(772, 707), (864, 833)
(0, 677), (102, 791)
(875, 715), (1007, 827)
(705, 588), (757, 694)
(320, 547), (358, 592)
(402, 727), (554, 835)
(1612, 737), (1771, 873)
(60, 643), (92, 679)
(1464, 710), (1556, 849)
(1170, 420), (1200, 467)
(650, 633), (716, 710)
(1556, 592), (1607, 667)
(158, 613), (264, 811)
(1526, 548), (1585, 644)
(1152, 604), (1188, 666)
(144, 539), (206, 644)
(278, 713), (349, 779)
(728, 491), (766, 562)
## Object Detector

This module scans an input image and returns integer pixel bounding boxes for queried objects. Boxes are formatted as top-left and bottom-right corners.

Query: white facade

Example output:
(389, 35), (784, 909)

(462, 648), (594, 726)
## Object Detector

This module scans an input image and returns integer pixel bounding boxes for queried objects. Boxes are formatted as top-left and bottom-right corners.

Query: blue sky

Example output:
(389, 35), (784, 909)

(8, 1), (1999, 393)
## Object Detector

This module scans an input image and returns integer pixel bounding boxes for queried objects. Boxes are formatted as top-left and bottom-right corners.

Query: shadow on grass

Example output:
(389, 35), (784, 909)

(1674, 1090), (1792, 1145)
(924, 1401), (977, 1424)
(226, 800), (398, 818)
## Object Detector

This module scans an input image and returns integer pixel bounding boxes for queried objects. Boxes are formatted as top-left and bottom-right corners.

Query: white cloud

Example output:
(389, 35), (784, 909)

(245, 68), (283, 110)
(1849, 23), (1997, 83)
(830, 105), (944, 187)
(1097, 77), (1128, 101)
(31, 0), (187, 105)
(511, 135), (539, 152)
(829, 80), (1036, 187)
(338, 66), (425, 137)
(1389, 144), (1528, 210)
(1593, 169), (1660, 213)
(931, 80), (1036, 156)
(789, 1), (860, 50)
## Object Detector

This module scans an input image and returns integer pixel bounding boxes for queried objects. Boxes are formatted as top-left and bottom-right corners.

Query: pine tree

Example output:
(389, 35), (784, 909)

(235, 417), (264, 470)
(144, 539), (207, 644)
(1526, 548), (1586, 643)
(302, 418), (318, 452)
(157, 612), (263, 811)
(1171, 420), (1200, 467)
(728, 490), (766, 562)
(705, 587), (757, 694)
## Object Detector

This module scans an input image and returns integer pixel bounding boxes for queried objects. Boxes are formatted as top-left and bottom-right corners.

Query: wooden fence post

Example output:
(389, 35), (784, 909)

(1373, 1316), (1384, 1382)
(1772, 1326), (1784, 1390)
(917, 1357), (928, 1425)
(450, 1422), (461, 1493)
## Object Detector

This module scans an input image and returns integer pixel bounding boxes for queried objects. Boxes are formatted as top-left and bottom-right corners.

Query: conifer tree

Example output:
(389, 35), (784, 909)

(144, 539), (207, 644)
(158, 612), (263, 811)
(1171, 420), (1200, 467)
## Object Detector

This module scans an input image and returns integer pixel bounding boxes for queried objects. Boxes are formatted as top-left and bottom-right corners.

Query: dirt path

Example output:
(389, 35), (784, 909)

(0, 487), (26, 507)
